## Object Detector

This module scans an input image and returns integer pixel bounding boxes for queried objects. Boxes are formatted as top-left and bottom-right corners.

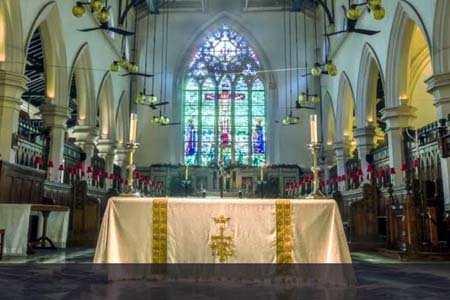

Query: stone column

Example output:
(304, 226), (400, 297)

(426, 73), (450, 211)
(0, 70), (28, 162)
(334, 140), (350, 192)
(72, 126), (99, 171)
(41, 103), (71, 181)
(354, 126), (376, 180)
(97, 139), (116, 189)
(114, 143), (128, 177)
(381, 101), (416, 186)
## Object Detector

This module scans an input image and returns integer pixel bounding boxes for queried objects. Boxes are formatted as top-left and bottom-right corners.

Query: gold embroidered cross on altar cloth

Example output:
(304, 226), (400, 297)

(210, 215), (234, 263)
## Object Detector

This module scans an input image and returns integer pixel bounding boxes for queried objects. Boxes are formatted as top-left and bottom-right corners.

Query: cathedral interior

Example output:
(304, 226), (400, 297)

(1, 0), (450, 299)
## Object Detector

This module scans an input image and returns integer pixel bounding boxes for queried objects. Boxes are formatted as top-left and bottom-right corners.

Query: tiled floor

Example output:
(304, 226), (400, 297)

(1, 250), (449, 299)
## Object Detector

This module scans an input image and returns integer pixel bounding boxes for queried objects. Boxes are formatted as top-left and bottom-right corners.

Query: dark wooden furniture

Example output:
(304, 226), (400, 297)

(0, 160), (112, 247)
(30, 204), (69, 250)
(0, 229), (4, 260)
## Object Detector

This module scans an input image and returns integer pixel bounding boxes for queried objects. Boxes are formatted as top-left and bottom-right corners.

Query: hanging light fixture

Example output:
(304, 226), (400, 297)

(72, 1), (104, 18)
(297, 4), (319, 107)
(110, 61), (120, 72)
(371, 5), (386, 20)
(280, 0), (301, 126)
(346, 0), (386, 21)
(72, 2), (87, 17)
(367, 0), (382, 10)
(311, 63), (322, 77)
(96, 6), (110, 23)
(90, 0), (104, 12)
(325, 60), (338, 77)
(346, 4), (362, 21)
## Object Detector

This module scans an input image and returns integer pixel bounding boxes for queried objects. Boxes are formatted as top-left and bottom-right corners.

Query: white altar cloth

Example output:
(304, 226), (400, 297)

(0, 204), (69, 256)
(94, 198), (351, 264)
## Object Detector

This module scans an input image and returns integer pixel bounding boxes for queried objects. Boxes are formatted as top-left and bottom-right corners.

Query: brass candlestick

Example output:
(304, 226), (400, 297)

(120, 141), (140, 197)
(304, 143), (326, 199)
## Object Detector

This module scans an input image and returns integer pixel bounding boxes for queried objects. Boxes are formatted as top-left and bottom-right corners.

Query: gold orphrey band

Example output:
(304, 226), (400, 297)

(152, 198), (168, 263)
(276, 199), (293, 264)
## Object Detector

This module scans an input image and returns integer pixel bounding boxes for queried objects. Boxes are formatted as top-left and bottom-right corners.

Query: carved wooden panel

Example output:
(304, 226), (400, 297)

(0, 160), (45, 203)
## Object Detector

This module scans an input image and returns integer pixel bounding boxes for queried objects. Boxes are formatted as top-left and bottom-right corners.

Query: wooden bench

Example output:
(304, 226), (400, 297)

(0, 229), (4, 260)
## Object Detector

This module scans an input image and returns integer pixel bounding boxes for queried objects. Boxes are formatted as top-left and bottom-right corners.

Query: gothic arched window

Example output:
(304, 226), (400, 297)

(184, 25), (266, 167)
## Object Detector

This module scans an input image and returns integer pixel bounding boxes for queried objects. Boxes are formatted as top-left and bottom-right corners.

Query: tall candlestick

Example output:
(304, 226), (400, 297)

(129, 113), (138, 143)
(310, 114), (318, 144)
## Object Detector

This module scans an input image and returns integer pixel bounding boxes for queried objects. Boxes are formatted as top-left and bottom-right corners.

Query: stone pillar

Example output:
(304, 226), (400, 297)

(72, 126), (99, 171)
(0, 71), (28, 162)
(334, 140), (350, 192)
(114, 143), (128, 177)
(41, 103), (71, 181)
(426, 73), (450, 211)
(381, 101), (416, 186)
(97, 139), (116, 189)
(354, 126), (375, 179)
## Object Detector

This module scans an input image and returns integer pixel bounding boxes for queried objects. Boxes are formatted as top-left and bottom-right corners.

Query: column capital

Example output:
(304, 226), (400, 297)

(381, 104), (417, 130)
(426, 73), (450, 94)
(97, 139), (116, 158)
(114, 143), (128, 167)
(426, 73), (450, 112)
(72, 125), (99, 146)
(333, 140), (350, 158)
(353, 126), (375, 139)
(0, 70), (29, 107)
(353, 126), (375, 148)
(41, 103), (71, 129)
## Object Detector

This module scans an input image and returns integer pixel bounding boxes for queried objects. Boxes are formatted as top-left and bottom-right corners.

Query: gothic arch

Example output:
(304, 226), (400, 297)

(97, 72), (115, 141)
(25, 1), (68, 106)
(174, 13), (276, 91)
(322, 91), (336, 145)
(0, 0), (25, 73)
(115, 91), (128, 145)
(69, 43), (96, 127)
(385, 1), (432, 108)
(356, 43), (385, 128)
(432, 0), (449, 74)
(335, 72), (355, 142)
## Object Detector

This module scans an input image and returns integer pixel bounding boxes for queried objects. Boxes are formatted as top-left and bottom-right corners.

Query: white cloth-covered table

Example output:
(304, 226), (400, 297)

(0, 204), (70, 256)
(94, 198), (351, 264)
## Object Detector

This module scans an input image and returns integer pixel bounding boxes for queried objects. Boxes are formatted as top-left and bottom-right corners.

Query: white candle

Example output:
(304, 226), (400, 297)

(260, 164), (264, 181)
(185, 165), (189, 181)
(129, 113), (138, 143)
(310, 114), (318, 144)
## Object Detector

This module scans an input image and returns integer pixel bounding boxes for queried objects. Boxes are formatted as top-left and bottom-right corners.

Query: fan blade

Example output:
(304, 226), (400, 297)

(298, 105), (316, 110)
(78, 27), (102, 32)
(326, 30), (347, 37)
(107, 27), (135, 36)
(161, 122), (181, 126)
(120, 73), (154, 77)
(133, 72), (154, 77)
(149, 102), (169, 110)
(352, 29), (381, 36)
(301, 73), (312, 78)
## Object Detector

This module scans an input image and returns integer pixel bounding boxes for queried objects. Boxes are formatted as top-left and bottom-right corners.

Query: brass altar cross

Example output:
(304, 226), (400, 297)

(210, 215), (234, 263)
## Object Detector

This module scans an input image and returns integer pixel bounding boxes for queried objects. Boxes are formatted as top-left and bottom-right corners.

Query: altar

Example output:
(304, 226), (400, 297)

(94, 197), (351, 264)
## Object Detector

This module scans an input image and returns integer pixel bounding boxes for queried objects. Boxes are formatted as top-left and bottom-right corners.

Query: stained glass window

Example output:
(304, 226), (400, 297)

(184, 26), (266, 167)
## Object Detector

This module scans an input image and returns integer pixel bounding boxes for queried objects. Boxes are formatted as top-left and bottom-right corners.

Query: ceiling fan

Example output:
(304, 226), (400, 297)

(326, 2), (382, 37)
(77, 5), (134, 36)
